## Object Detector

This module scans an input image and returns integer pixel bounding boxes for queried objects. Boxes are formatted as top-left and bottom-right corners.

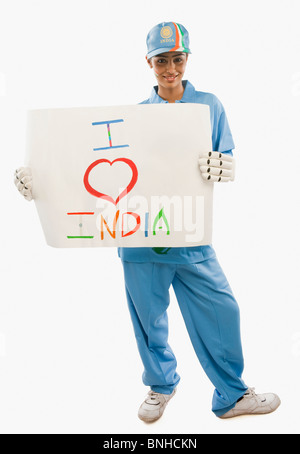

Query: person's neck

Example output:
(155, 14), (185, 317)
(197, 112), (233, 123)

(157, 82), (185, 103)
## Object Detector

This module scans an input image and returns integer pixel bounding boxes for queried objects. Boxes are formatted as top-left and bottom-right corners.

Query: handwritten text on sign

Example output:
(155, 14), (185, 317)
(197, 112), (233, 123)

(25, 104), (213, 247)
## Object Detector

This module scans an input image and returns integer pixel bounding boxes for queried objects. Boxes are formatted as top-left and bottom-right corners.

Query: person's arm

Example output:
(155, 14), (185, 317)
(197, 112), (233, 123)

(199, 95), (235, 182)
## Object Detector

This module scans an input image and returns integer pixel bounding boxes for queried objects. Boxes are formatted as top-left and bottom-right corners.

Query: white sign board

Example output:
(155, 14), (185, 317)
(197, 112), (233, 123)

(25, 104), (213, 248)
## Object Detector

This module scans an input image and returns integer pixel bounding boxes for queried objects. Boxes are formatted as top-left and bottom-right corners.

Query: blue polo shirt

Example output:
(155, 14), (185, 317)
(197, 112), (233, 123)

(118, 80), (235, 263)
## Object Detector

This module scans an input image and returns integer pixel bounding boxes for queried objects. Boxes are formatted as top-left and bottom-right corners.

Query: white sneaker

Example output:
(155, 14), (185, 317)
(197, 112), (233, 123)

(219, 387), (281, 419)
(138, 388), (177, 422)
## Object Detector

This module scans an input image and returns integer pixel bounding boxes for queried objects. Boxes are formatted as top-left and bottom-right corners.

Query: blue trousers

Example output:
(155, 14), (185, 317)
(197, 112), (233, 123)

(121, 256), (248, 416)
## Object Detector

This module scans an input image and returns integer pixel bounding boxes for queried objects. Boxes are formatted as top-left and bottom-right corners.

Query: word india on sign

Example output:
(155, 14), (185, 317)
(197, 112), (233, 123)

(25, 104), (213, 248)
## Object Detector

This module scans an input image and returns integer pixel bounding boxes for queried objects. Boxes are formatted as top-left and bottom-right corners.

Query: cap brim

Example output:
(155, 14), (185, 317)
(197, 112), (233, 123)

(146, 47), (191, 59)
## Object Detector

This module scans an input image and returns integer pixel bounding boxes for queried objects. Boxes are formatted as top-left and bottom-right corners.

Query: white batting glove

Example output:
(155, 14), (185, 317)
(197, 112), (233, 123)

(14, 166), (33, 201)
(198, 151), (235, 182)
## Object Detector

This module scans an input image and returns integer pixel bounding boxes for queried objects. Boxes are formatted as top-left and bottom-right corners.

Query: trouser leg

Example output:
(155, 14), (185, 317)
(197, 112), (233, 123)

(172, 257), (248, 416)
(121, 260), (180, 394)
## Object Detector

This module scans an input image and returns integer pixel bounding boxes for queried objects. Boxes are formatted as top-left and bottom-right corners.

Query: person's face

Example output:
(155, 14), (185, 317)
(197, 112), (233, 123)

(146, 52), (188, 89)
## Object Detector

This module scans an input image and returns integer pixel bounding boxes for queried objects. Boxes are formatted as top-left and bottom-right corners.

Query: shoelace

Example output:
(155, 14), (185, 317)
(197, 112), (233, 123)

(244, 387), (266, 402)
(145, 391), (162, 404)
(245, 387), (256, 397)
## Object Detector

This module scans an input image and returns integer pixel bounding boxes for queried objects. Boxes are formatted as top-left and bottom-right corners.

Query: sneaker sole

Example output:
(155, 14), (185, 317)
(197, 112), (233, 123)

(219, 396), (281, 419)
(138, 413), (162, 423)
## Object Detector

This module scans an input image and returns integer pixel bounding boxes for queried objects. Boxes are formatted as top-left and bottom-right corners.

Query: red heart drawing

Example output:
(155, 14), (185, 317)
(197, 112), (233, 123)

(83, 158), (138, 205)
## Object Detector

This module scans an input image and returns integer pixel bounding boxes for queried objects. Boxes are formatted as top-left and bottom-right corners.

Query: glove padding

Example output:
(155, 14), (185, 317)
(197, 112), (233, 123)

(198, 151), (235, 182)
(14, 167), (33, 201)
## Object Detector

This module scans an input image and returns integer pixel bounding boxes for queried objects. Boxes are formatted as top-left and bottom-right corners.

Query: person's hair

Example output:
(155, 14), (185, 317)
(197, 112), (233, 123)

(149, 53), (188, 61)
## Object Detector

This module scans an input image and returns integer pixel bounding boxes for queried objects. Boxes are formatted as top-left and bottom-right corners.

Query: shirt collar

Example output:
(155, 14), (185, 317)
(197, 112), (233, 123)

(149, 80), (196, 103)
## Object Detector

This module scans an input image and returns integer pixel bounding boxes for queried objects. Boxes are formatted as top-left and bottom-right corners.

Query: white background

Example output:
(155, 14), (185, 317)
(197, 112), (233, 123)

(0, 0), (300, 435)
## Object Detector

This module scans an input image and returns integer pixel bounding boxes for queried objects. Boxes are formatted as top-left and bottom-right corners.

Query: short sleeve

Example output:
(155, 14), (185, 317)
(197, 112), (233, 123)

(211, 96), (235, 154)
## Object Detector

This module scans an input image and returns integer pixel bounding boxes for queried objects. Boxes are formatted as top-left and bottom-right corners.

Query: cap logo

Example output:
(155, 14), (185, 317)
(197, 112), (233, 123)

(160, 26), (173, 39)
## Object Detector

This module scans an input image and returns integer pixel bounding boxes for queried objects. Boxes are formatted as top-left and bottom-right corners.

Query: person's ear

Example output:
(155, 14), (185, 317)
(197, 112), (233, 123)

(146, 56), (153, 69)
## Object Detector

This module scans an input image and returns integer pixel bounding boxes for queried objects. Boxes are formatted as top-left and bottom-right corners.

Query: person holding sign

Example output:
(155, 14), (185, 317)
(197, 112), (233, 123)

(118, 22), (280, 422)
(14, 21), (280, 422)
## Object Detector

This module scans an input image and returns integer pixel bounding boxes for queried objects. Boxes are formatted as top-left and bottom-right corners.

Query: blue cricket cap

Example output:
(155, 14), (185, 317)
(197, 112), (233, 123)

(146, 22), (191, 59)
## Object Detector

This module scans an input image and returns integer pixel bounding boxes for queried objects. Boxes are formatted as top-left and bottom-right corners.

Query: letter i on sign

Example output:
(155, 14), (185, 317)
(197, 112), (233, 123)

(92, 119), (129, 151)
(67, 212), (95, 239)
